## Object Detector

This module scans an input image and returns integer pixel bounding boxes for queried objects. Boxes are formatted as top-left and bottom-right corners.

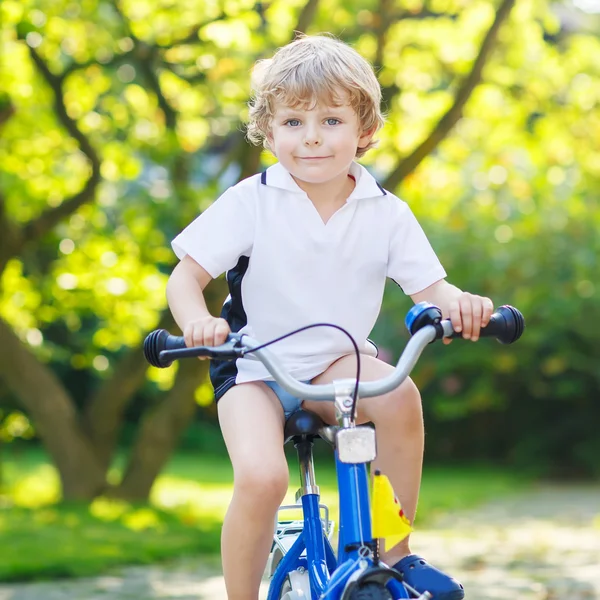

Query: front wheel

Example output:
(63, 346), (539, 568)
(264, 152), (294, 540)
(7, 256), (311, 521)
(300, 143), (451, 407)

(278, 570), (311, 599)
(348, 583), (394, 600)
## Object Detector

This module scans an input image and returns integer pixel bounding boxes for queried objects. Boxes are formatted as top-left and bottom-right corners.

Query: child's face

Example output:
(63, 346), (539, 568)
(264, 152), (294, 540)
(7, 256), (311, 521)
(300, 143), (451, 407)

(267, 92), (373, 186)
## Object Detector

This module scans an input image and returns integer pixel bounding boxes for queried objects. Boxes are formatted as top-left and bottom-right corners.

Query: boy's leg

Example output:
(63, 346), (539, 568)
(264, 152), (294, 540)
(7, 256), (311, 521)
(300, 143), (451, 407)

(218, 382), (289, 600)
(303, 354), (423, 562)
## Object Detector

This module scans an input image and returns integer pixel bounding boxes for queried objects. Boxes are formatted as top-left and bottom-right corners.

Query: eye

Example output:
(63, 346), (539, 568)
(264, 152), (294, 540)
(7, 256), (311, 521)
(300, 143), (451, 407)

(284, 119), (301, 127)
(325, 118), (341, 126)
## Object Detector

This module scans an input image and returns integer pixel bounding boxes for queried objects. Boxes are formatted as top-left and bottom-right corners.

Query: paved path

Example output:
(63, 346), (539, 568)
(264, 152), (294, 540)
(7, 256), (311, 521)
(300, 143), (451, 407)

(0, 484), (598, 599)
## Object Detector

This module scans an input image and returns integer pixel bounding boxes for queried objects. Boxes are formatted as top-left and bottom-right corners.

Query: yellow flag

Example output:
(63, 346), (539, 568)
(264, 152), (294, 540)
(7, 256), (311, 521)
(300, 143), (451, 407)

(371, 470), (413, 547)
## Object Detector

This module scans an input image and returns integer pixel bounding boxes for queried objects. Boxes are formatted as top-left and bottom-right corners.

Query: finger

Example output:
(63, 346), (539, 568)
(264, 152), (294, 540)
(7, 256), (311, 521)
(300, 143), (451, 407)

(448, 301), (462, 334)
(203, 321), (217, 347)
(481, 298), (494, 327)
(184, 324), (197, 349)
(184, 329), (193, 349)
(459, 294), (473, 339)
(214, 320), (230, 345)
(443, 337), (453, 345)
(470, 298), (483, 341)
(191, 323), (206, 347)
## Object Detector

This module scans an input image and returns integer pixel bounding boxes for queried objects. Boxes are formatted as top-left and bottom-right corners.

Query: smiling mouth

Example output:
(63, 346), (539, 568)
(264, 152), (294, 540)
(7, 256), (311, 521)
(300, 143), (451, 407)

(298, 156), (331, 160)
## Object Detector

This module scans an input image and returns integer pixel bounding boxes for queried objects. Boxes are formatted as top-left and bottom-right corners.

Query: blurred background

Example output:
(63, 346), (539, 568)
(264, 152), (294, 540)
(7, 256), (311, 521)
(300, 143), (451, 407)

(0, 0), (599, 592)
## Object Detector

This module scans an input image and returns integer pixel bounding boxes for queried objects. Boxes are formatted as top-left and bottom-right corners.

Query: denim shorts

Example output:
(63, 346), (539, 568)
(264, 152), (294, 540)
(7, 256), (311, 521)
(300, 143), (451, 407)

(264, 380), (310, 419)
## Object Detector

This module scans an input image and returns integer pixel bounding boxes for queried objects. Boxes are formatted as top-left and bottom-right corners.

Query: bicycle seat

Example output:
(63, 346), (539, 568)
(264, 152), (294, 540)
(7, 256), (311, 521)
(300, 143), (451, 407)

(284, 409), (325, 441)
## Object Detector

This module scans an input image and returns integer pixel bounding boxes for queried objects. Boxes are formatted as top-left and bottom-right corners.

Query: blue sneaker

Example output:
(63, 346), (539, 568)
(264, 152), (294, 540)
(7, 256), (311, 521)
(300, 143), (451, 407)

(392, 554), (465, 600)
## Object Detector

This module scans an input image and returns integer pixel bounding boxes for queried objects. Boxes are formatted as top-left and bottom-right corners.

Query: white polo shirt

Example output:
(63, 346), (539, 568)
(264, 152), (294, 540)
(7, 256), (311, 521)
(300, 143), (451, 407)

(172, 161), (446, 384)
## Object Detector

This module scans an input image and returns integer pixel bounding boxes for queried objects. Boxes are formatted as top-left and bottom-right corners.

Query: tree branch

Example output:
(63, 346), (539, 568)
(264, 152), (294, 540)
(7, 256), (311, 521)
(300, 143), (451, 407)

(62, 48), (136, 79)
(0, 98), (24, 273)
(373, 0), (394, 71)
(0, 191), (24, 275)
(111, 1), (178, 130)
(296, 0), (320, 34)
(383, 0), (515, 191)
(20, 46), (101, 246)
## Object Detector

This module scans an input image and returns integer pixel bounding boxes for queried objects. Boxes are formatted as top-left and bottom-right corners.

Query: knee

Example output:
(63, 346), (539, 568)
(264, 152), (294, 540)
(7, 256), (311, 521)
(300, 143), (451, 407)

(233, 460), (289, 508)
(367, 378), (423, 427)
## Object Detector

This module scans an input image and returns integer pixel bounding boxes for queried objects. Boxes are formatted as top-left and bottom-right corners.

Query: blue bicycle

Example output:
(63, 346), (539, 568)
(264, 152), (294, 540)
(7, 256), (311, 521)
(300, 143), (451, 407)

(144, 302), (524, 600)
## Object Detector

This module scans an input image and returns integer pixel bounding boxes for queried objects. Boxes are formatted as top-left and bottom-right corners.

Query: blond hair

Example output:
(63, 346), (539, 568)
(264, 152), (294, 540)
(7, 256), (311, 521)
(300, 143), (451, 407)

(247, 35), (384, 158)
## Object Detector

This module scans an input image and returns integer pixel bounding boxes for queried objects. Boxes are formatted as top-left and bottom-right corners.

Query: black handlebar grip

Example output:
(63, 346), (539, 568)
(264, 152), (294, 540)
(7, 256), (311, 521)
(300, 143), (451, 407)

(144, 329), (186, 367)
(450, 305), (525, 344)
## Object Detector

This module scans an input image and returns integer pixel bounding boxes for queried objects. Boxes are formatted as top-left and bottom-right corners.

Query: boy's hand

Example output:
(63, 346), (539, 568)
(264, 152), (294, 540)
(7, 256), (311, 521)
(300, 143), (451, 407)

(445, 292), (494, 344)
(183, 316), (231, 357)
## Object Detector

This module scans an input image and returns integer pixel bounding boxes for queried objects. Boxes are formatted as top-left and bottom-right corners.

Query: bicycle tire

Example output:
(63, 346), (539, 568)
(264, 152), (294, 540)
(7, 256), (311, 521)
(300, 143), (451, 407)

(348, 583), (394, 600)
(278, 576), (291, 598)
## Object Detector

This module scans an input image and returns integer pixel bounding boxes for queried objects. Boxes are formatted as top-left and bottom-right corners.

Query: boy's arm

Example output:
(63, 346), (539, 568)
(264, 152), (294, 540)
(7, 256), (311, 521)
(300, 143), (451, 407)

(166, 256), (230, 348)
(410, 279), (494, 342)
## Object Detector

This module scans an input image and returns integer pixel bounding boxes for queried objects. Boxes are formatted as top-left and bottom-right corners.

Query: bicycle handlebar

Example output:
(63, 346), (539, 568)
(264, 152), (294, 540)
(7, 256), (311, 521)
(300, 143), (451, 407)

(143, 304), (524, 401)
(405, 303), (525, 344)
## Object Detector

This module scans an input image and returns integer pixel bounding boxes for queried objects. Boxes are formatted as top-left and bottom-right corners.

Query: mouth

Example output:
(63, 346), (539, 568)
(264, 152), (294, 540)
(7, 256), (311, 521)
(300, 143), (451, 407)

(297, 156), (331, 160)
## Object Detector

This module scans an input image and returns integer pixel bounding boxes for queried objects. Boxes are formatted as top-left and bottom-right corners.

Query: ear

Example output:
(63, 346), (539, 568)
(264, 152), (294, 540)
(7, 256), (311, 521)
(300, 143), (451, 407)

(265, 129), (277, 153)
(357, 126), (376, 150)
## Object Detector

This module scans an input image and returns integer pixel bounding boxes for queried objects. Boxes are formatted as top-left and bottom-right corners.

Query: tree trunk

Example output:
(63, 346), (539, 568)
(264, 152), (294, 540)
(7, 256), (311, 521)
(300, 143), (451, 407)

(81, 311), (177, 471)
(0, 318), (106, 500)
(112, 278), (227, 500)
(112, 356), (207, 501)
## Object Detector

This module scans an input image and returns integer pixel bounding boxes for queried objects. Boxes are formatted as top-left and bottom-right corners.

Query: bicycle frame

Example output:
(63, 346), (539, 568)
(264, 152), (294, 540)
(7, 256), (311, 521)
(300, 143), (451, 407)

(268, 441), (410, 600)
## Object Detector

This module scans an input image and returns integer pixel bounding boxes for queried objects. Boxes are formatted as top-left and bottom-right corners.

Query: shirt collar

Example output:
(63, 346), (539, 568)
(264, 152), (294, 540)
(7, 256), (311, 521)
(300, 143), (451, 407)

(261, 161), (386, 200)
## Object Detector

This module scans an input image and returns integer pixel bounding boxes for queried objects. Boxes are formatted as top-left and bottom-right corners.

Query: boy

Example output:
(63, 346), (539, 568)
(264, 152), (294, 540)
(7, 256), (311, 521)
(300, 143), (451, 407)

(167, 34), (493, 600)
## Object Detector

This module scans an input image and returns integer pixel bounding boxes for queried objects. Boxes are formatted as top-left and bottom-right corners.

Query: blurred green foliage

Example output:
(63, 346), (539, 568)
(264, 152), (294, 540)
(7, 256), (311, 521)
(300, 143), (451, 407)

(0, 0), (599, 489)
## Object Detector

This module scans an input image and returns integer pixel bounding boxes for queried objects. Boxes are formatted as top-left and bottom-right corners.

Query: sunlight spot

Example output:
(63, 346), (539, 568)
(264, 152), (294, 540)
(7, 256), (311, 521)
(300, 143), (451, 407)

(472, 172), (488, 191)
(118, 37), (134, 52)
(83, 111), (103, 130)
(117, 64), (136, 83)
(99, 186), (118, 207)
(123, 508), (162, 531)
(57, 273), (78, 290)
(143, 274), (164, 291)
(196, 54), (216, 70)
(70, 214), (86, 229)
(26, 328), (43, 347)
(488, 165), (507, 185)
(25, 32), (42, 48)
(547, 166), (566, 186)
(59, 238), (75, 255)
(93, 355), (109, 371)
(106, 277), (128, 296)
(494, 225), (513, 244)
(150, 179), (171, 200)
(29, 9), (47, 26)
(11, 466), (60, 507)
(61, 38), (77, 56)
(101, 252), (118, 267)
(90, 498), (130, 521)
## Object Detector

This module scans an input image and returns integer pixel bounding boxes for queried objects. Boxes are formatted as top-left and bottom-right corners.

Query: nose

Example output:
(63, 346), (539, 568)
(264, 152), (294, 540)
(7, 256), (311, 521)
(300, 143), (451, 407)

(303, 125), (321, 146)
